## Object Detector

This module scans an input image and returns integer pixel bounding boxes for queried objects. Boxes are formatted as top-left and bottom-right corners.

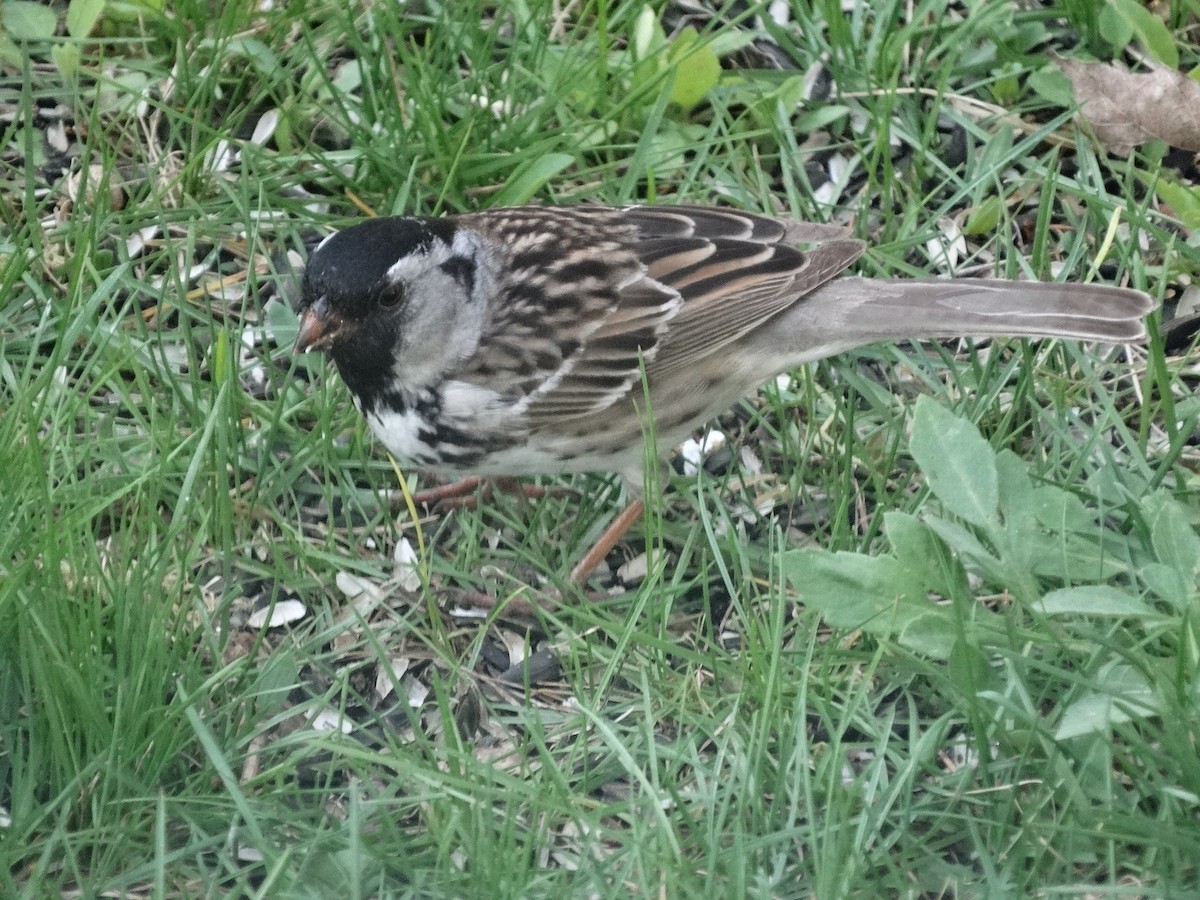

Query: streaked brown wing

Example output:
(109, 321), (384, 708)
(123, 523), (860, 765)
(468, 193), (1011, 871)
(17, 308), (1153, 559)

(618, 204), (792, 241)
(620, 204), (856, 246)
(459, 207), (682, 425)
(518, 275), (682, 420)
(620, 207), (865, 380)
(460, 205), (863, 426)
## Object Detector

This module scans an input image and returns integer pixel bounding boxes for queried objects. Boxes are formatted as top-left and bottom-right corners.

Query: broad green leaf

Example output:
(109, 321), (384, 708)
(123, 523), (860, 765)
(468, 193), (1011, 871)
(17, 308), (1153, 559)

(66, 0), (104, 38)
(910, 397), (999, 529)
(792, 103), (851, 133)
(630, 4), (667, 95)
(990, 68), (1020, 105)
(3, 0), (58, 40)
(1035, 585), (1156, 618)
(1055, 663), (1158, 740)
(922, 517), (1031, 596)
(97, 70), (151, 114)
(947, 635), (994, 697)
(251, 646), (300, 718)
(884, 510), (966, 600)
(1141, 562), (1191, 609)
(490, 152), (574, 207)
(1154, 177), (1200, 230)
(991, 75), (1019, 105)
(1027, 65), (1073, 108)
(51, 41), (80, 75)
(707, 30), (759, 58)
(222, 36), (279, 76)
(995, 449), (1035, 566)
(1032, 483), (1094, 533)
(895, 609), (958, 660)
(785, 549), (915, 628)
(1148, 496), (1200, 585)
(668, 28), (720, 111)
(1107, 0), (1178, 68)
(238, 36), (279, 74)
(331, 58), (362, 93)
(631, 3), (661, 60)
(922, 517), (996, 565)
(783, 547), (956, 659)
(1097, 2), (1134, 52)
(963, 196), (1002, 236)
(0, 35), (19, 67)
(266, 299), (300, 349)
(644, 124), (701, 177)
(1029, 535), (1131, 583)
(105, 0), (165, 18)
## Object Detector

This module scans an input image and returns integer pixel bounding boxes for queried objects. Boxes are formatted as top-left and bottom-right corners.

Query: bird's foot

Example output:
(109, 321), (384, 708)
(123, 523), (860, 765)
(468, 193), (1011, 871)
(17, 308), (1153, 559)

(408, 476), (576, 512)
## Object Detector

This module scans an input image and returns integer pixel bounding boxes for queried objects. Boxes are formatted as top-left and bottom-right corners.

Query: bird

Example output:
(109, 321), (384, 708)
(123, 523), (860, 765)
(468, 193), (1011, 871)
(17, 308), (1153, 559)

(294, 204), (1154, 583)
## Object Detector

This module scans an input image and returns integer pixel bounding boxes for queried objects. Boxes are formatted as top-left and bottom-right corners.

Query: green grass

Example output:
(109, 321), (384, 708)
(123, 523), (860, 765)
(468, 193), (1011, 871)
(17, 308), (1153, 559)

(2, 0), (1198, 895)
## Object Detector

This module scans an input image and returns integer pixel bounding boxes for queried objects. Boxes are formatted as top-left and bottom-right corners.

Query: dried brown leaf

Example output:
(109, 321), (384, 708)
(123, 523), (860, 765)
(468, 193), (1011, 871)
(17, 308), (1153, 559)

(1055, 52), (1200, 156)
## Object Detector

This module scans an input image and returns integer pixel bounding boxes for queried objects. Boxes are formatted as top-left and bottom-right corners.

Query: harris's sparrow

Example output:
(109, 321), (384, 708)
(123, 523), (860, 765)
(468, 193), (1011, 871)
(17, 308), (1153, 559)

(294, 204), (1154, 581)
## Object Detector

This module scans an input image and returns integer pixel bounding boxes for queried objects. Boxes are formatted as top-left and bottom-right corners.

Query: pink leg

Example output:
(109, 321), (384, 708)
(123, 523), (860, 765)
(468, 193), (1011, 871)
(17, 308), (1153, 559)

(411, 477), (574, 510)
(568, 498), (646, 584)
(411, 476), (487, 507)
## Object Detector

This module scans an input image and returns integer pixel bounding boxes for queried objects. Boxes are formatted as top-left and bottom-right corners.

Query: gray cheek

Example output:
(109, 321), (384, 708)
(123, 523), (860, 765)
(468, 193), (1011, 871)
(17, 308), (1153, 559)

(390, 273), (479, 385)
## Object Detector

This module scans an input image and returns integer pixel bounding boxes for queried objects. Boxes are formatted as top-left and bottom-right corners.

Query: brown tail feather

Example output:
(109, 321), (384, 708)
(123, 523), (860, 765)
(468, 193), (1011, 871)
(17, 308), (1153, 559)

(762, 278), (1154, 361)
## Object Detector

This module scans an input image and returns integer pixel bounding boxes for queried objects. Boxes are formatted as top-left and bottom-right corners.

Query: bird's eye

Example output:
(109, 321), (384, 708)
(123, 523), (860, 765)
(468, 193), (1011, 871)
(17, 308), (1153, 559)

(378, 284), (406, 308)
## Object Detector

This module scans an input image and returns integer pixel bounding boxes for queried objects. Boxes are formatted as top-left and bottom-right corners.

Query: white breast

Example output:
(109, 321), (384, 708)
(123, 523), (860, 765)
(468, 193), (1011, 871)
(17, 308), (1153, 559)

(367, 405), (439, 465)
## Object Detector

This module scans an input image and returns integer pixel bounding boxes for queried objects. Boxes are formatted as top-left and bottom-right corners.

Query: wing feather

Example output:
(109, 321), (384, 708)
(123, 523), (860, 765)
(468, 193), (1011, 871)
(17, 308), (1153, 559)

(455, 205), (862, 428)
